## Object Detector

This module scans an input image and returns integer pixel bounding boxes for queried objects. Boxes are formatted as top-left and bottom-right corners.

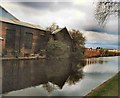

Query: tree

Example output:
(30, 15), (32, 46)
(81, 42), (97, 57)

(46, 40), (70, 59)
(69, 29), (86, 61)
(46, 23), (59, 32)
(95, 0), (119, 26)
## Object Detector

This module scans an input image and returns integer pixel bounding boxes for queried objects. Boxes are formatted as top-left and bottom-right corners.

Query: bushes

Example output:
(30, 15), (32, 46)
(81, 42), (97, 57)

(46, 40), (70, 59)
(71, 47), (85, 62)
(46, 40), (85, 61)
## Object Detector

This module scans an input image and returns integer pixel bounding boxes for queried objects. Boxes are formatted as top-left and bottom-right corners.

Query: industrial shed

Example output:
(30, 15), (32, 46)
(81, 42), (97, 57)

(0, 17), (50, 57)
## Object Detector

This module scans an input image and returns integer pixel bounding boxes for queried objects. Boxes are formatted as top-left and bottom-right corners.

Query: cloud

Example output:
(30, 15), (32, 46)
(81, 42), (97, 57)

(18, 2), (73, 11)
(1, 2), (87, 27)
(1, 0), (96, 2)
(82, 31), (119, 49)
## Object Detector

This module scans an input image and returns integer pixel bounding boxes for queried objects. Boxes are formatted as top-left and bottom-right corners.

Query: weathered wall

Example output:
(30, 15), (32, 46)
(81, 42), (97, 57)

(52, 28), (72, 51)
(1, 22), (20, 56)
(1, 22), (49, 57)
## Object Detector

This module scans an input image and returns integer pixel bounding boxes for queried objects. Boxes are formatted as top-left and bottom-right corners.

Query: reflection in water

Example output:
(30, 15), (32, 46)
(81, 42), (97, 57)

(2, 57), (108, 94)
(42, 82), (57, 93)
(2, 57), (86, 93)
(2, 59), (47, 93)
(67, 61), (85, 85)
(44, 58), (71, 89)
(85, 58), (108, 65)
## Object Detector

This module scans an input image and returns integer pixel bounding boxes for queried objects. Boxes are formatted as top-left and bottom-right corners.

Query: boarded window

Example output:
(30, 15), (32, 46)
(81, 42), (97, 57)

(39, 35), (46, 49)
(24, 32), (33, 49)
(5, 29), (15, 49)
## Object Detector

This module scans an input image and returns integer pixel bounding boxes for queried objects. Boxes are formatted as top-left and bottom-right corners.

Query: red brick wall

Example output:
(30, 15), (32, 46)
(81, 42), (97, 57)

(84, 49), (101, 58)
(1, 22), (49, 57)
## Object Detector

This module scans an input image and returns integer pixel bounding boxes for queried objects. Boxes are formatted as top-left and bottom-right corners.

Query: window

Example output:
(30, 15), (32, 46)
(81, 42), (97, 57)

(39, 35), (46, 49)
(5, 29), (15, 48)
(24, 32), (33, 49)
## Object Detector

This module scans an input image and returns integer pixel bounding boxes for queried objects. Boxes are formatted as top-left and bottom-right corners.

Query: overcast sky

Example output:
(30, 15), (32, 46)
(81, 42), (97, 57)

(1, 0), (119, 49)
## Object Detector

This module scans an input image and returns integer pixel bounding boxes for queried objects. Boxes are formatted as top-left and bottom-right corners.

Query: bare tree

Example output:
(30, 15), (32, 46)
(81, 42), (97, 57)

(95, 0), (119, 26)
(46, 22), (59, 32)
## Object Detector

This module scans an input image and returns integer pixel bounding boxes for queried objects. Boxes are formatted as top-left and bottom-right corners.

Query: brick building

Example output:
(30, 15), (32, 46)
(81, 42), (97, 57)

(0, 6), (50, 57)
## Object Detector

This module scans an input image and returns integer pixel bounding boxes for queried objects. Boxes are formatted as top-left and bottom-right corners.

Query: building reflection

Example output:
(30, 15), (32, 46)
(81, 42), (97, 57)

(85, 58), (108, 65)
(2, 57), (106, 93)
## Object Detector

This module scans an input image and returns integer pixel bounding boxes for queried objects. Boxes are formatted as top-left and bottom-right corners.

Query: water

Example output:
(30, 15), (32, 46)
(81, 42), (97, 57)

(2, 56), (119, 96)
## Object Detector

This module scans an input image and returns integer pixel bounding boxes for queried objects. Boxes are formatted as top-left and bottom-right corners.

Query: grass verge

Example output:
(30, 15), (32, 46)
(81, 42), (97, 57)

(85, 71), (119, 96)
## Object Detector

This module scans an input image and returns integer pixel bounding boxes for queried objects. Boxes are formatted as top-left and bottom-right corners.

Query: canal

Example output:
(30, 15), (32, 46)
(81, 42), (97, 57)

(2, 56), (119, 96)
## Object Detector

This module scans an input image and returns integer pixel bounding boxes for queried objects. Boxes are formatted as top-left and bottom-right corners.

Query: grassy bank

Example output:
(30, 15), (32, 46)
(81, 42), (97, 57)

(86, 71), (119, 96)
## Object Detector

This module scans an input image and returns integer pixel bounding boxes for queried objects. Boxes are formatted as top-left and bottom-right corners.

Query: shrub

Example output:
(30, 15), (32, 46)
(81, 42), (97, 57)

(46, 40), (70, 59)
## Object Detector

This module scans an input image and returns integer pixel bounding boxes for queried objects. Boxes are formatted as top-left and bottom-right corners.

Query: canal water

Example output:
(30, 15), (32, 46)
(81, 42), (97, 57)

(2, 56), (119, 96)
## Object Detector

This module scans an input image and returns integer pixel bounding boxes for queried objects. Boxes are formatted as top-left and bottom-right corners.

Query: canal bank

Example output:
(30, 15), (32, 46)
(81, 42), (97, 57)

(0, 56), (46, 60)
(0, 55), (119, 60)
(85, 71), (119, 96)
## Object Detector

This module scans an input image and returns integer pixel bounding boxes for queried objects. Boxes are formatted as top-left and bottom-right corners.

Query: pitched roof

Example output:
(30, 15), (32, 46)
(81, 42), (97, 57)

(0, 6), (19, 21)
(52, 28), (63, 34)
(0, 17), (46, 31)
(52, 27), (73, 39)
(0, 6), (46, 31)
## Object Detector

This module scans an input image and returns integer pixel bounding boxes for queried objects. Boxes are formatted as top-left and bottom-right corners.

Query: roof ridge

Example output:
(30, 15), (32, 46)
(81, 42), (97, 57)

(0, 17), (46, 30)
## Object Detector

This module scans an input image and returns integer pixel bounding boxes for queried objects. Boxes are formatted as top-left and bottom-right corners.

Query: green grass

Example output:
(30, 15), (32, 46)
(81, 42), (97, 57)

(86, 72), (119, 96)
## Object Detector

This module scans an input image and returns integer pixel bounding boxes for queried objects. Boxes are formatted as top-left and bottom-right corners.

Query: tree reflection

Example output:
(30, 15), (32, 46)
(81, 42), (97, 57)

(98, 60), (104, 64)
(98, 59), (108, 64)
(67, 68), (83, 85)
(2, 56), (87, 93)
(43, 58), (86, 93)
(42, 82), (57, 93)
(67, 61), (85, 85)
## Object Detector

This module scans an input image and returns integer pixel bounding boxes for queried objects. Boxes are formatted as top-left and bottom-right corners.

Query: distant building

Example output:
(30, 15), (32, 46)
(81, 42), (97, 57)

(108, 49), (120, 53)
(84, 48), (101, 58)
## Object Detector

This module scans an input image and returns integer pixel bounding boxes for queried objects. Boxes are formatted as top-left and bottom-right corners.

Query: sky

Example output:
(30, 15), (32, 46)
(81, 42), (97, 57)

(1, 0), (119, 49)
